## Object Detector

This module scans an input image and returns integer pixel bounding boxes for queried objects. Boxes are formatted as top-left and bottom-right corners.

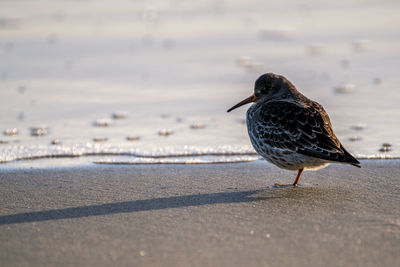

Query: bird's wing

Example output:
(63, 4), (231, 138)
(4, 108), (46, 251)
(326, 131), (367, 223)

(250, 100), (360, 166)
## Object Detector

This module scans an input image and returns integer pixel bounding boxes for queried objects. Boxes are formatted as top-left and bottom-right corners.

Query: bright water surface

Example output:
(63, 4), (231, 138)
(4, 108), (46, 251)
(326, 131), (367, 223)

(1, 0), (399, 167)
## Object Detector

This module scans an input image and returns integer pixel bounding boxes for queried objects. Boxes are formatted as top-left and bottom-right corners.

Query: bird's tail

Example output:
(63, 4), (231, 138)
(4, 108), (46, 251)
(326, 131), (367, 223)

(340, 145), (361, 168)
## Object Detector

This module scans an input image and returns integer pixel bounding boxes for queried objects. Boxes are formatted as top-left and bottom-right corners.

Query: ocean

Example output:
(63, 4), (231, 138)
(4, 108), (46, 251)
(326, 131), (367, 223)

(1, 0), (399, 167)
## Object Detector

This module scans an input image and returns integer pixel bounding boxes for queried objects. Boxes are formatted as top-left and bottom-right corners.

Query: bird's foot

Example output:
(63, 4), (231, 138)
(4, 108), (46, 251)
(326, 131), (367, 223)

(273, 183), (298, 188)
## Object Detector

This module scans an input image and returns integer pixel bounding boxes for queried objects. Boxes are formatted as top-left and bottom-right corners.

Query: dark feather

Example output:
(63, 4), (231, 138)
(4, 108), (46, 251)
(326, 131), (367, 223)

(248, 100), (360, 167)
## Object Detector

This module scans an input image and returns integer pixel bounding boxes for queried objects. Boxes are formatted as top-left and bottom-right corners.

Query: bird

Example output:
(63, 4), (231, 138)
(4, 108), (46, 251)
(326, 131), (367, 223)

(227, 73), (360, 187)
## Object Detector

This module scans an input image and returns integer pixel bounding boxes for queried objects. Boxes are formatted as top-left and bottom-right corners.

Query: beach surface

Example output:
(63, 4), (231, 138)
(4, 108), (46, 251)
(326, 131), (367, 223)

(0, 160), (399, 266)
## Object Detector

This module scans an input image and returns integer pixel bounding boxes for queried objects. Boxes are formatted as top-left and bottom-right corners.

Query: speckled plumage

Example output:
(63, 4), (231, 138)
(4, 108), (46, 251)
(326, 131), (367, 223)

(228, 73), (360, 186)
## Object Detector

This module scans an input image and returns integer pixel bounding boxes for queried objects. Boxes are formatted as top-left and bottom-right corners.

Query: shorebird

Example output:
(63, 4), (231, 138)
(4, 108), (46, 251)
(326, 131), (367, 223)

(227, 73), (360, 186)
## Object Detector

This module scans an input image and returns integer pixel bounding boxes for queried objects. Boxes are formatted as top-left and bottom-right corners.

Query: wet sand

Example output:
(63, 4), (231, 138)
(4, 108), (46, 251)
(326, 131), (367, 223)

(0, 160), (399, 267)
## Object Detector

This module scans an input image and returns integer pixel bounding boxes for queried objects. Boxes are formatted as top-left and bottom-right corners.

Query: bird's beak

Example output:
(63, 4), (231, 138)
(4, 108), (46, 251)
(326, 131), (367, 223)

(227, 94), (258, 112)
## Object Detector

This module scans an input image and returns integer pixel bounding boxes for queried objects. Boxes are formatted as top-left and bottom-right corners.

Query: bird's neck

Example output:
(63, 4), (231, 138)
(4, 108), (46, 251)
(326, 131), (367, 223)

(262, 85), (304, 102)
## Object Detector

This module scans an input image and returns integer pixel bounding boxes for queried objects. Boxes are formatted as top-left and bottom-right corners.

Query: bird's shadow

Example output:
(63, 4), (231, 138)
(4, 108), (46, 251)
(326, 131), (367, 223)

(0, 189), (279, 225)
(0, 184), (338, 225)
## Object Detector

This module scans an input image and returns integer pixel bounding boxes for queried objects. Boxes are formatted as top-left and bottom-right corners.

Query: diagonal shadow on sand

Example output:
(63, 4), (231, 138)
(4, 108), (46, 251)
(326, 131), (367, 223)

(0, 190), (277, 225)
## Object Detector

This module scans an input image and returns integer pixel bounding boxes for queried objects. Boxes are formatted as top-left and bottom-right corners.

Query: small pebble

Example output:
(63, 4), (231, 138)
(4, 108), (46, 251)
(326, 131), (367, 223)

(265, 233), (271, 238)
(351, 123), (367, 131)
(3, 128), (18, 136)
(176, 117), (183, 123)
(379, 143), (392, 152)
(126, 136), (140, 141)
(236, 56), (251, 67)
(258, 26), (295, 40)
(235, 56), (263, 72)
(141, 6), (158, 23)
(340, 59), (350, 69)
(51, 139), (61, 145)
(18, 86), (26, 94)
(352, 40), (373, 52)
(93, 118), (112, 127)
(373, 77), (381, 85)
(162, 39), (175, 49)
(0, 18), (20, 29)
(379, 147), (391, 152)
(112, 111), (129, 119)
(17, 112), (25, 121)
(245, 63), (264, 73)
(307, 43), (325, 56)
(160, 114), (170, 119)
(46, 33), (58, 44)
(250, 230), (254, 235)
(30, 126), (48, 136)
(349, 136), (361, 142)
(334, 83), (355, 94)
(93, 137), (108, 142)
(190, 123), (206, 130)
(158, 129), (173, 136)
(139, 250), (146, 257)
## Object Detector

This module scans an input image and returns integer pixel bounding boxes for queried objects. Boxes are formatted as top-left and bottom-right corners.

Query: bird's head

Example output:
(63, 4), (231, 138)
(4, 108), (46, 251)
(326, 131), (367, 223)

(227, 73), (291, 112)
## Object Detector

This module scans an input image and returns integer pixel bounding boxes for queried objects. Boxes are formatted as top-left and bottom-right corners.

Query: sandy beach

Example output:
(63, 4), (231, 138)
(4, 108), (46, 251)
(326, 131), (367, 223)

(1, 1), (399, 266)
(0, 160), (399, 266)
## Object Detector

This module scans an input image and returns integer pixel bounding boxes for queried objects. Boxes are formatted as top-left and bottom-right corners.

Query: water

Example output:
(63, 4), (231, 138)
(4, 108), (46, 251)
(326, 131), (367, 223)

(1, 0), (399, 167)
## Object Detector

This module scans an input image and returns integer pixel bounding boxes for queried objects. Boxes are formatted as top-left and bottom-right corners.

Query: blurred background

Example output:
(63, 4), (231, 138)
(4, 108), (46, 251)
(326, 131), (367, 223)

(0, 0), (399, 165)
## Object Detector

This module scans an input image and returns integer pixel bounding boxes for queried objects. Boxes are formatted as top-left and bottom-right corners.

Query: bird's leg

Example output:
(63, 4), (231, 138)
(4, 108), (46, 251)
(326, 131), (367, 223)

(273, 168), (304, 188)
(292, 168), (304, 187)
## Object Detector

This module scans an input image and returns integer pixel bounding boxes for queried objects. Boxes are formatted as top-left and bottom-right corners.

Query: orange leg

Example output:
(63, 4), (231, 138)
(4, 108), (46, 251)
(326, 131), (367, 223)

(274, 168), (304, 188)
(292, 168), (304, 187)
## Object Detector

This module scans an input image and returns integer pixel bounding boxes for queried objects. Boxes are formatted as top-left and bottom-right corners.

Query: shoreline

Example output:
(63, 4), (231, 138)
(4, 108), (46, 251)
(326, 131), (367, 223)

(1, 160), (399, 266)
(1, 156), (399, 170)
